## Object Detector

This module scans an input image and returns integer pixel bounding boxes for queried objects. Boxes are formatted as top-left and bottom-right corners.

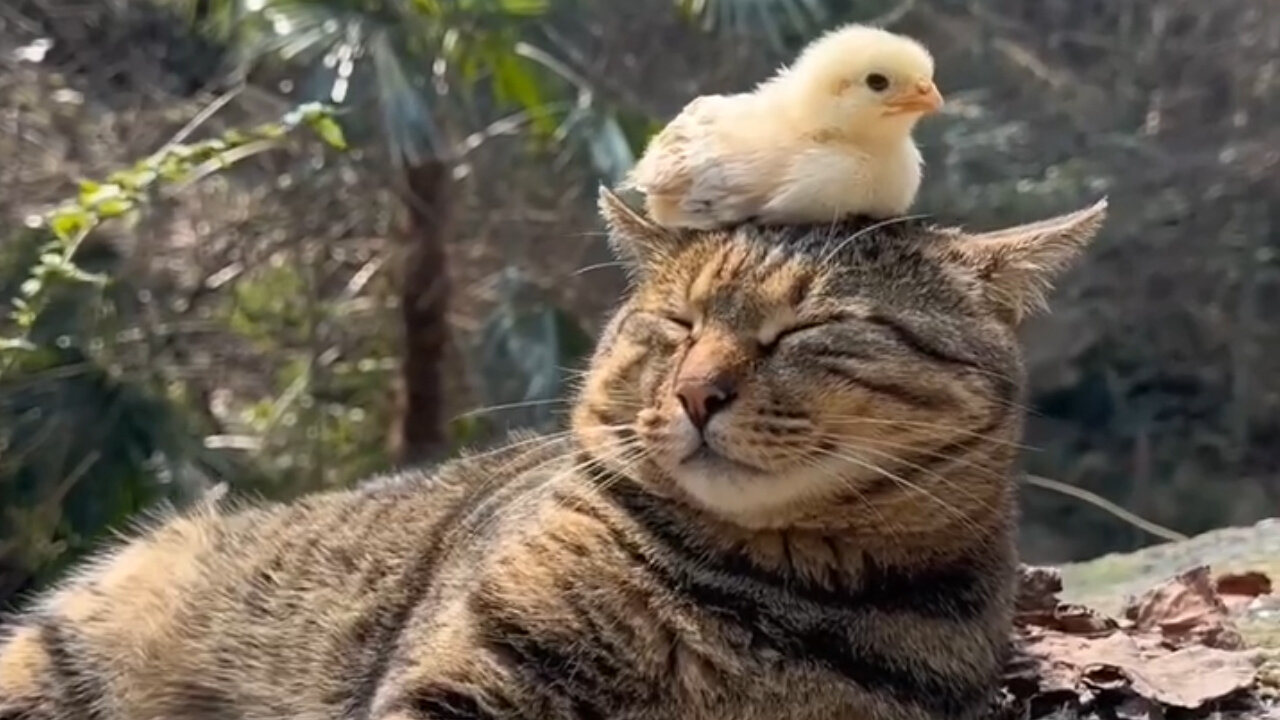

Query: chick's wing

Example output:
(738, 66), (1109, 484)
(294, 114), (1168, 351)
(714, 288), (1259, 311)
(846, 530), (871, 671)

(627, 94), (734, 195)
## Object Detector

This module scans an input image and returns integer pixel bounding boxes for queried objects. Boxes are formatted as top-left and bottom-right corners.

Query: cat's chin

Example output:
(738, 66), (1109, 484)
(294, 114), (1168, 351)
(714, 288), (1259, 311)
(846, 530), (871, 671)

(670, 455), (832, 529)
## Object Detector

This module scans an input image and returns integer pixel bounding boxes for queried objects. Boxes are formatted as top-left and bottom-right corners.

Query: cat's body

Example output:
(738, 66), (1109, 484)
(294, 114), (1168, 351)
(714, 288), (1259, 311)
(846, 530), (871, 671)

(0, 192), (1106, 720)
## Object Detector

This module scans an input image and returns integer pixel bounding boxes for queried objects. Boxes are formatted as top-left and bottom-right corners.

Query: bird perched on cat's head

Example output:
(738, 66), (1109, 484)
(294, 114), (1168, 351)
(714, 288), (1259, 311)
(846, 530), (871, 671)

(625, 23), (943, 230)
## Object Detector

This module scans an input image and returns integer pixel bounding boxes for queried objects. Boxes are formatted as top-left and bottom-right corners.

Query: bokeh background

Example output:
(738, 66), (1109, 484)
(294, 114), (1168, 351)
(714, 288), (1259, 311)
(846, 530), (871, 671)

(2, 0), (1277, 609)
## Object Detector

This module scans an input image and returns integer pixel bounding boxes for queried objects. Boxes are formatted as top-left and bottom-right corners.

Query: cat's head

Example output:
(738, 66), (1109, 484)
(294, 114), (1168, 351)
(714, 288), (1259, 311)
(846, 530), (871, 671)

(573, 188), (1105, 533)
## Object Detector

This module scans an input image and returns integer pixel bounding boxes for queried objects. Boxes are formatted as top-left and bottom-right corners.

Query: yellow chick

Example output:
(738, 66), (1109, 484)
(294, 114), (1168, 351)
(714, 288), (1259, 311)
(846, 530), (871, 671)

(624, 23), (943, 229)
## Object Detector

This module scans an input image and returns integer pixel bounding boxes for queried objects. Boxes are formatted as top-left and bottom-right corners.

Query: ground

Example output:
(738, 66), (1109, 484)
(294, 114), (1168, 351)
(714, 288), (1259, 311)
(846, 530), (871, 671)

(1041, 518), (1280, 719)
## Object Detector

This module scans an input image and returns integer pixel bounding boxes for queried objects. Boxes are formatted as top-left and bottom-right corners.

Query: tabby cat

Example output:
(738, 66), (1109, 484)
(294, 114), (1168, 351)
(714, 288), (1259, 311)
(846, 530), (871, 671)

(0, 188), (1105, 720)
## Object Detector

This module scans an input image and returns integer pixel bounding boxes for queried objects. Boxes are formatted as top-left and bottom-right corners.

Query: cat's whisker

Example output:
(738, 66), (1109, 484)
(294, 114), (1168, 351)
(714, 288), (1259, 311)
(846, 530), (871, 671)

(777, 446), (906, 544)
(523, 441), (647, 525)
(451, 429), (579, 485)
(442, 470), (562, 549)
(448, 434), (640, 548)
(451, 399), (572, 421)
(978, 393), (1045, 419)
(576, 449), (647, 498)
(818, 416), (1037, 450)
(820, 214), (928, 265)
(446, 424), (632, 510)
(807, 445), (983, 534)
(831, 433), (1010, 483)
(573, 261), (628, 276)
(459, 428), (574, 458)
(951, 364), (1023, 386)
(822, 438), (997, 515)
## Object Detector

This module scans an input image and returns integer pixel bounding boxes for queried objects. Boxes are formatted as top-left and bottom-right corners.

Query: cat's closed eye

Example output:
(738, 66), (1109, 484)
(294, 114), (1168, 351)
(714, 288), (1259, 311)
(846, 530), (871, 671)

(662, 315), (694, 331)
(757, 320), (831, 353)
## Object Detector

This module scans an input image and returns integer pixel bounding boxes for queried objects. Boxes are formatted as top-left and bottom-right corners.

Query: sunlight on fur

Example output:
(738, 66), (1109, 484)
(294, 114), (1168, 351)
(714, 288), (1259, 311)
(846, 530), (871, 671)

(0, 187), (1106, 720)
(575, 188), (1106, 535)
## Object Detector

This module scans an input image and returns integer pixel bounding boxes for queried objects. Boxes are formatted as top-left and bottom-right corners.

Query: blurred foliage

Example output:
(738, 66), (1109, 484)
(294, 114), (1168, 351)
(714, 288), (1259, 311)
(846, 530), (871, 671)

(179, 0), (639, 177)
(0, 103), (345, 607)
(473, 268), (592, 432)
(3, 102), (345, 349)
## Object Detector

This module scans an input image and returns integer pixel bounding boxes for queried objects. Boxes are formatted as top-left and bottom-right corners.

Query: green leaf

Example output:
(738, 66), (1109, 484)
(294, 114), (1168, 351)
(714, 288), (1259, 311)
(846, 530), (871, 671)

(584, 112), (636, 184)
(491, 51), (555, 136)
(157, 156), (189, 183)
(306, 115), (348, 150)
(76, 180), (101, 205)
(284, 101), (323, 127)
(64, 265), (110, 286)
(255, 123), (288, 140)
(96, 197), (135, 219)
(499, 0), (550, 15)
(0, 336), (36, 352)
(109, 167), (158, 192)
(48, 208), (93, 243)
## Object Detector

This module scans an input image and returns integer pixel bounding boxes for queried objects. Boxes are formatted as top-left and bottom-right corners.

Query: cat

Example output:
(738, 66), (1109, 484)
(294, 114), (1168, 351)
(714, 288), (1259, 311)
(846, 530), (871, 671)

(0, 187), (1106, 720)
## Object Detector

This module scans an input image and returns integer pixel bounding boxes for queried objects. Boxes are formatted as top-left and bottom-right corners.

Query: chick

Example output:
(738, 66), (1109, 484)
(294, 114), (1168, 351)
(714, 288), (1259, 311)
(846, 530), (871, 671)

(625, 24), (943, 229)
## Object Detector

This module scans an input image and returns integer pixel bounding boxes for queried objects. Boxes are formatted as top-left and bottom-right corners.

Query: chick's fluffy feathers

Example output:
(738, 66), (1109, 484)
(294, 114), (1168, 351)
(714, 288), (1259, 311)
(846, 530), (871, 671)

(627, 24), (940, 229)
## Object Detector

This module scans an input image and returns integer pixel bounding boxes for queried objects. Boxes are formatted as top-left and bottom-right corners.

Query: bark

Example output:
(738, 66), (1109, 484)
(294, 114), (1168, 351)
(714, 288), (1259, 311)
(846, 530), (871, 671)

(390, 158), (452, 465)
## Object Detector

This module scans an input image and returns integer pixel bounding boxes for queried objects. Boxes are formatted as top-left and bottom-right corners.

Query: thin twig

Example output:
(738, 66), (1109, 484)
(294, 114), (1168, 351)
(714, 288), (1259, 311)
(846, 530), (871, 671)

(155, 85), (243, 159)
(536, 24), (667, 118)
(1023, 474), (1189, 543)
(172, 139), (280, 193)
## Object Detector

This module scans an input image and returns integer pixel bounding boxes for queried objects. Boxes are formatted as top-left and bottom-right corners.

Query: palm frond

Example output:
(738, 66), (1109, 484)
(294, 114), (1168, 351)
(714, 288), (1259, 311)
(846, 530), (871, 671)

(184, 0), (564, 164)
(369, 30), (440, 164)
(676, 0), (831, 48)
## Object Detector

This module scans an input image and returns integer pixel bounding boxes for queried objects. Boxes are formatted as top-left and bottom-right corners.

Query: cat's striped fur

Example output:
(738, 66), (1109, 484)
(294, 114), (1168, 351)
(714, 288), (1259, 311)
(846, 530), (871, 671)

(0, 188), (1105, 720)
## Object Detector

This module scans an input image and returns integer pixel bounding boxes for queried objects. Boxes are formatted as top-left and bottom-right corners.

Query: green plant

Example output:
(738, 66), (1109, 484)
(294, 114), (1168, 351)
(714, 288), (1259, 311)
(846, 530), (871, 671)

(0, 103), (345, 609)
(3, 102), (345, 357)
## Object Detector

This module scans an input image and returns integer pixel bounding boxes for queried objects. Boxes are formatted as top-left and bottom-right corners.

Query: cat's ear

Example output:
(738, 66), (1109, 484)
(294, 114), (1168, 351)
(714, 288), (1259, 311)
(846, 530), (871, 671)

(597, 185), (676, 272)
(950, 199), (1108, 324)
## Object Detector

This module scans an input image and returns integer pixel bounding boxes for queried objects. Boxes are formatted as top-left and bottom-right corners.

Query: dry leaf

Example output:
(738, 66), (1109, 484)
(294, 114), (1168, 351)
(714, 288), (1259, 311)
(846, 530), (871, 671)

(1014, 565), (1117, 635)
(1015, 625), (1258, 709)
(1114, 696), (1166, 720)
(1122, 565), (1245, 650)
(1216, 571), (1272, 598)
(1004, 563), (1269, 718)
(1217, 571), (1274, 614)
(1048, 603), (1119, 635)
(1018, 564), (1065, 614)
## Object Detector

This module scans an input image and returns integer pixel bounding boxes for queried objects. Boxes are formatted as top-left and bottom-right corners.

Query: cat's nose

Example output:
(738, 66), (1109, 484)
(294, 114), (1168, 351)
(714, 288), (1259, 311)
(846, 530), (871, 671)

(676, 375), (737, 431)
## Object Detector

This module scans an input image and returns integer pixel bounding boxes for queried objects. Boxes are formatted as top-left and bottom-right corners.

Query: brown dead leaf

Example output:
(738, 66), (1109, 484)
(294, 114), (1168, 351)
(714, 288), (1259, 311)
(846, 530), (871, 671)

(1123, 565), (1245, 650)
(1018, 564), (1065, 614)
(1004, 563), (1273, 718)
(1014, 625), (1259, 709)
(1124, 643), (1260, 709)
(1217, 571), (1274, 613)
(1217, 571), (1272, 598)
(1050, 603), (1120, 635)
(1114, 695), (1166, 720)
(1014, 565), (1119, 635)
(1018, 603), (1120, 635)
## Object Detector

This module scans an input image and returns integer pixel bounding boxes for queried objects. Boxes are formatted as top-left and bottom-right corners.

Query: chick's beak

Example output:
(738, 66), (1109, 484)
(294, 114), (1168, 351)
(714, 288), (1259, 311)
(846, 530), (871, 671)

(882, 78), (944, 117)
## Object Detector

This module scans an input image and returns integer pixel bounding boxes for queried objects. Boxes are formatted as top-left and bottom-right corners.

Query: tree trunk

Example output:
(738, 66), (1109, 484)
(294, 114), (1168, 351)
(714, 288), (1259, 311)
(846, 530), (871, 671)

(390, 158), (452, 465)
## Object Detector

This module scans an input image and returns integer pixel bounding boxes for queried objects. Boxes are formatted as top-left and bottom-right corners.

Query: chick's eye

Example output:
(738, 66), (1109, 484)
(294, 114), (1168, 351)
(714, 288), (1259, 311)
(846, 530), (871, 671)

(865, 73), (890, 92)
